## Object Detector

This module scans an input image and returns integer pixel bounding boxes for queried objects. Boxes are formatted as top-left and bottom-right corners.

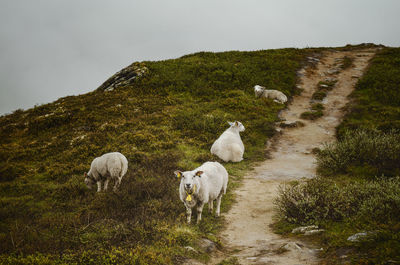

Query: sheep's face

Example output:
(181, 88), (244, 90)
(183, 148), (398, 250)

(84, 172), (95, 190)
(175, 170), (202, 193)
(229, 121), (245, 132)
(254, 85), (265, 98)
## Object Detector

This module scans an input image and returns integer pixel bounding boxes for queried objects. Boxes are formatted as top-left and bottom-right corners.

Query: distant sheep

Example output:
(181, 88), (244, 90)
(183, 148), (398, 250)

(254, 85), (287, 104)
(174, 161), (229, 224)
(84, 152), (128, 192)
(211, 121), (245, 162)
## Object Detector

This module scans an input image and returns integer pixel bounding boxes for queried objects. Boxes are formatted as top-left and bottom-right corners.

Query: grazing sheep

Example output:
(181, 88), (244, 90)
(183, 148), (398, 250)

(254, 85), (288, 104)
(84, 152), (128, 192)
(211, 121), (245, 162)
(174, 161), (229, 224)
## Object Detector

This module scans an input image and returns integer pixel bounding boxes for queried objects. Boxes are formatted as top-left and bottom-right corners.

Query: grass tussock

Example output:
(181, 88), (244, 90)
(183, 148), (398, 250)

(341, 56), (354, 69)
(300, 110), (323, 120)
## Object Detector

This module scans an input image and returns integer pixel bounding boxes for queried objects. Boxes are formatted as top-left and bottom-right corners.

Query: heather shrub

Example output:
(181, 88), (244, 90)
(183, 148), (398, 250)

(316, 129), (400, 177)
(275, 177), (400, 225)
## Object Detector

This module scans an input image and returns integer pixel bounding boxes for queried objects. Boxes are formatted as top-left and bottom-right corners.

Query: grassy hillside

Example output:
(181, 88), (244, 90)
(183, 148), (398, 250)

(0, 48), (309, 264)
(275, 47), (400, 264)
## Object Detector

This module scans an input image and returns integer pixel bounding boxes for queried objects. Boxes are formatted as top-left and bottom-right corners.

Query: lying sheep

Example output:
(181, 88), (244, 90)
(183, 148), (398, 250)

(254, 85), (287, 104)
(174, 161), (229, 224)
(84, 152), (128, 192)
(211, 121), (245, 162)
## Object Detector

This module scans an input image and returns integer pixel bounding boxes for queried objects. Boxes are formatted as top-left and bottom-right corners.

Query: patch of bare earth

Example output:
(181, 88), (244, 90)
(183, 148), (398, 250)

(209, 49), (377, 265)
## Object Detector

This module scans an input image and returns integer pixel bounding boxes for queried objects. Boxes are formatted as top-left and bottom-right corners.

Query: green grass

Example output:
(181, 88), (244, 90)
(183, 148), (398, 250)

(300, 110), (323, 120)
(0, 48), (308, 263)
(274, 47), (400, 264)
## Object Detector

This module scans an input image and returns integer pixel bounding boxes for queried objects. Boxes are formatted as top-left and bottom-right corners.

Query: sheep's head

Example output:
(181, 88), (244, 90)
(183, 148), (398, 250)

(175, 170), (202, 194)
(84, 172), (95, 190)
(254, 85), (265, 98)
(228, 121), (245, 132)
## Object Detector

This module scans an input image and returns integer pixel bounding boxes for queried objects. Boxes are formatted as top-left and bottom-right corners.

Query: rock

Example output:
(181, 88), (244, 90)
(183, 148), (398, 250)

(197, 238), (216, 253)
(292, 225), (318, 234)
(184, 246), (197, 253)
(282, 242), (302, 251)
(351, 75), (360, 78)
(326, 68), (340, 75)
(280, 121), (305, 128)
(324, 77), (338, 82)
(304, 229), (325, 236)
(105, 86), (114, 92)
(97, 62), (149, 92)
(347, 232), (375, 242)
(319, 84), (329, 88)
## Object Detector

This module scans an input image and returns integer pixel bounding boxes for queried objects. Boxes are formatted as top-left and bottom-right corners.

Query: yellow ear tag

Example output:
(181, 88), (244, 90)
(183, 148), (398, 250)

(186, 194), (192, 201)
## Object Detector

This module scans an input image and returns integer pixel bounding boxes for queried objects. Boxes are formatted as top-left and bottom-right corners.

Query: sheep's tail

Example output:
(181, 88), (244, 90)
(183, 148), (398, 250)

(121, 157), (128, 177)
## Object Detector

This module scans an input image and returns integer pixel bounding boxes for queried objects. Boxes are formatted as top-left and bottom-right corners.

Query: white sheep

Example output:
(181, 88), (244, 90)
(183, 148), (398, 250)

(254, 85), (288, 104)
(211, 121), (245, 162)
(84, 152), (128, 192)
(174, 161), (229, 224)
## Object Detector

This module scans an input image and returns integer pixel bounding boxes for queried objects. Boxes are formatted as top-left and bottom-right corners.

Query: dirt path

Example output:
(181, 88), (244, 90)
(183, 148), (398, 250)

(211, 49), (377, 265)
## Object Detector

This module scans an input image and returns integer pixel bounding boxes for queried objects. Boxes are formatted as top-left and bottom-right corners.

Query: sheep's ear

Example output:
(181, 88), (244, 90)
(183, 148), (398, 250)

(235, 121), (239, 126)
(84, 172), (87, 177)
(228, 121), (234, 126)
(174, 170), (183, 179)
(195, 171), (203, 177)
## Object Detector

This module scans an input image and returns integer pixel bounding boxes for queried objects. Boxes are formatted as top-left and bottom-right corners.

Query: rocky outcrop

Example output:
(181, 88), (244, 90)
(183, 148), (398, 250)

(97, 62), (149, 92)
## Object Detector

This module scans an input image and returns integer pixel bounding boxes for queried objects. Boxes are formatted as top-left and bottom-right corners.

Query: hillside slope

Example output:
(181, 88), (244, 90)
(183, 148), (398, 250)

(0, 48), (309, 264)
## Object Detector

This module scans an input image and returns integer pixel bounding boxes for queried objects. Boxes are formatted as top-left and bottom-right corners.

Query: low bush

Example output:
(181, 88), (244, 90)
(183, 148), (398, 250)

(316, 129), (400, 177)
(275, 177), (400, 225)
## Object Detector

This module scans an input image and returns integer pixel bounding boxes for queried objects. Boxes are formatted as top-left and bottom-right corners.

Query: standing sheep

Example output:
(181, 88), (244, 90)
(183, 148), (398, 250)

(211, 121), (245, 162)
(254, 85), (288, 104)
(174, 161), (229, 224)
(84, 152), (128, 192)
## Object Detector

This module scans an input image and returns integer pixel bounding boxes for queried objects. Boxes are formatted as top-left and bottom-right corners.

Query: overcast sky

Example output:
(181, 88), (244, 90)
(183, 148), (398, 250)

(1, 0), (399, 115)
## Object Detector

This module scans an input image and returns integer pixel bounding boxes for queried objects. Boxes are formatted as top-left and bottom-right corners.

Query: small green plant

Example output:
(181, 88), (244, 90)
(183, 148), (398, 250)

(311, 103), (324, 111)
(311, 90), (327, 101)
(341, 56), (354, 69)
(300, 110), (323, 120)
(217, 257), (240, 265)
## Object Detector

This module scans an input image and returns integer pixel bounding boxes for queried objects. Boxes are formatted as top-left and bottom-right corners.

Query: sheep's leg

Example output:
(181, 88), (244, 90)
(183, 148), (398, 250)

(113, 177), (121, 191)
(103, 179), (110, 191)
(196, 203), (205, 224)
(186, 206), (192, 224)
(97, 181), (102, 192)
(208, 200), (213, 214)
(216, 193), (223, 217)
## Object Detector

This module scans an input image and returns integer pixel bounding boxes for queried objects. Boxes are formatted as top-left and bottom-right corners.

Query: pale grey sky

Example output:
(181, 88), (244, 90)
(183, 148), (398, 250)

(1, 0), (399, 115)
